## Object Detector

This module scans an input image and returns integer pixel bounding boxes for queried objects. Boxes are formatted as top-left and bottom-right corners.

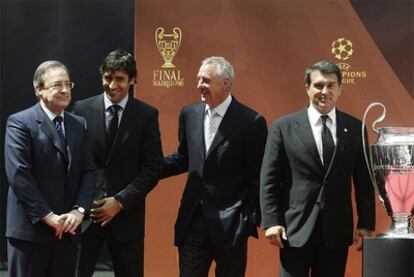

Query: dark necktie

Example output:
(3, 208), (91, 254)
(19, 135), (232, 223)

(107, 105), (121, 147)
(321, 115), (334, 171)
(53, 116), (66, 148)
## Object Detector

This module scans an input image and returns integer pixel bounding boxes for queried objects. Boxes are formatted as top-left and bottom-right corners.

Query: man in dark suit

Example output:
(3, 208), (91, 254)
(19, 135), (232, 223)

(4, 61), (96, 277)
(260, 60), (375, 277)
(72, 49), (163, 277)
(161, 56), (268, 277)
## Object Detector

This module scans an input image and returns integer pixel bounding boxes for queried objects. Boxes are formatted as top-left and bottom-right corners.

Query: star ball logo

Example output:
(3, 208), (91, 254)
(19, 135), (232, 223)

(331, 38), (353, 61)
(153, 27), (184, 88)
(331, 37), (367, 85)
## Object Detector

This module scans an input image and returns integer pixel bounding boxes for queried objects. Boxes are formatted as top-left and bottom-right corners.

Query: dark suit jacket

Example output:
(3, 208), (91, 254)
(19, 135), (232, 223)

(161, 97), (268, 247)
(5, 103), (96, 243)
(73, 94), (163, 241)
(260, 108), (375, 248)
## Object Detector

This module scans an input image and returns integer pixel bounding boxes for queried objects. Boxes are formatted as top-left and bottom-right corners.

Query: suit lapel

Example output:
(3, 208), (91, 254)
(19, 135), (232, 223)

(189, 103), (206, 160)
(295, 109), (324, 171)
(206, 98), (241, 158)
(63, 112), (75, 167)
(329, 110), (348, 173)
(36, 104), (68, 163)
(87, 95), (108, 162)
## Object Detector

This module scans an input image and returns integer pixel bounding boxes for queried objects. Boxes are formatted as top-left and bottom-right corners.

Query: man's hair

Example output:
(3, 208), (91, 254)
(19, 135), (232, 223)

(100, 49), (137, 79)
(305, 60), (342, 86)
(33, 60), (69, 87)
(201, 56), (235, 85)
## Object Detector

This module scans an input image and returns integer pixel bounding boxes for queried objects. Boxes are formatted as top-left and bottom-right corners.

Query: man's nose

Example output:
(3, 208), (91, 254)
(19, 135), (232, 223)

(61, 86), (70, 94)
(197, 80), (203, 89)
(109, 80), (117, 89)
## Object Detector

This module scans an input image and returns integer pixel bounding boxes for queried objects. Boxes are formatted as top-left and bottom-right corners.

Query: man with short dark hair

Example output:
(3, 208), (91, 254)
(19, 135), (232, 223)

(260, 60), (375, 277)
(73, 49), (163, 277)
(161, 56), (268, 277)
(5, 61), (96, 277)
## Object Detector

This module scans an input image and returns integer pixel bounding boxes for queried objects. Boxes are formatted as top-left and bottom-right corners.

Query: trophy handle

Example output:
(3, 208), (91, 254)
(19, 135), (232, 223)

(155, 27), (165, 53)
(362, 102), (386, 195)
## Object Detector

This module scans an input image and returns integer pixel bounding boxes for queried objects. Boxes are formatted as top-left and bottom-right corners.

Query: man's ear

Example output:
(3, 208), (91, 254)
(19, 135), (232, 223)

(337, 84), (343, 96)
(34, 82), (42, 97)
(223, 78), (231, 90)
(129, 77), (136, 85)
(305, 84), (310, 96)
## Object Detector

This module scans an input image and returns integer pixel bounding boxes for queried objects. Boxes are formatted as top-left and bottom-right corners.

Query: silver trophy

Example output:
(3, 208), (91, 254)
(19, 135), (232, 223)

(363, 102), (414, 237)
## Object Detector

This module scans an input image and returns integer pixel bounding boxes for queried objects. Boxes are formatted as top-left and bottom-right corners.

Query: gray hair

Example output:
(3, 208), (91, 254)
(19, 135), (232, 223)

(201, 56), (235, 84)
(33, 60), (69, 99)
(33, 60), (69, 87)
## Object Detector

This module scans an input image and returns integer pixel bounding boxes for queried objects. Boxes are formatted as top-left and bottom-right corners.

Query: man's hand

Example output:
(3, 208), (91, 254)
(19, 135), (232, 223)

(43, 213), (64, 239)
(59, 210), (84, 235)
(265, 225), (287, 248)
(354, 228), (372, 251)
(91, 197), (122, 227)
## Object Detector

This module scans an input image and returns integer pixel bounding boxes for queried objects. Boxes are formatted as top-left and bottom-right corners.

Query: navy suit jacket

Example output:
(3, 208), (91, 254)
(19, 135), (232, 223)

(73, 94), (163, 241)
(260, 108), (375, 248)
(5, 103), (96, 243)
(161, 97), (268, 247)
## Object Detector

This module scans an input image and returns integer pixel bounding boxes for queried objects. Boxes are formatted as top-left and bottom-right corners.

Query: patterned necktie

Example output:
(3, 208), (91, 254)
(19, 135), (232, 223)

(205, 109), (218, 153)
(53, 116), (66, 148)
(321, 115), (334, 171)
(107, 105), (121, 147)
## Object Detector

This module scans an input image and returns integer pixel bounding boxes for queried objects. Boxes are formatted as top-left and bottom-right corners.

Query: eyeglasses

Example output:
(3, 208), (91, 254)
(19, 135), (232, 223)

(44, 82), (74, 91)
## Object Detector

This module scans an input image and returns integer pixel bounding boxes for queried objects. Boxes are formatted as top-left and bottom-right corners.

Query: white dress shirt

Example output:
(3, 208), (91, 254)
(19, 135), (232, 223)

(40, 101), (65, 136)
(307, 105), (337, 164)
(104, 92), (128, 129)
(204, 94), (232, 152)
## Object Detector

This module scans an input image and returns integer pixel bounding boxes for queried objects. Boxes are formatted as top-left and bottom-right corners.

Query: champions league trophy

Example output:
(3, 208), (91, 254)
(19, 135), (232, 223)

(362, 102), (414, 237)
(155, 27), (182, 68)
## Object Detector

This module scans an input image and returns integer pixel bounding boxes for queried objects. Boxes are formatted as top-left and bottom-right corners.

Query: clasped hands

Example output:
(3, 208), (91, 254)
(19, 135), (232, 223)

(43, 209), (84, 239)
(90, 197), (122, 227)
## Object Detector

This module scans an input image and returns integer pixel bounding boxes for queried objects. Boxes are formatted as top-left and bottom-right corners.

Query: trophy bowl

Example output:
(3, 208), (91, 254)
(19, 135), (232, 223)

(363, 103), (414, 238)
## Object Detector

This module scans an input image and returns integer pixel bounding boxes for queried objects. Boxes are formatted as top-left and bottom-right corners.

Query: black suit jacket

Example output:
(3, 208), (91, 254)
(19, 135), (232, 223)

(260, 108), (375, 248)
(73, 94), (163, 241)
(161, 97), (268, 247)
(5, 103), (96, 243)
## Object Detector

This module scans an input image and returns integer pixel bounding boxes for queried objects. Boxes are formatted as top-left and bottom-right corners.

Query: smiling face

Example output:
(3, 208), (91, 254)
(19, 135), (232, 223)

(36, 67), (72, 114)
(102, 70), (135, 104)
(306, 70), (342, 115)
(197, 64), (230, 109)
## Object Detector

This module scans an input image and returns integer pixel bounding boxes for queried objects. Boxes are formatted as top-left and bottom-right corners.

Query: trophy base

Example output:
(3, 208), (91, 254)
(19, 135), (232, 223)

(377, 231), (414, 239)
(377, 213), (414, 239)
(161, 62), (176, 68)
(363, 237), (414, 277)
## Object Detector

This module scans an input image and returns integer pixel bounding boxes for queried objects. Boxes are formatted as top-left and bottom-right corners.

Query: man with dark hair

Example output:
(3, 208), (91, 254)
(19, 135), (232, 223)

(161, 56), (268, 277)
(5, 61), (96, 277)
(73, 49), (163, 277)
(260, 60), (375, 277)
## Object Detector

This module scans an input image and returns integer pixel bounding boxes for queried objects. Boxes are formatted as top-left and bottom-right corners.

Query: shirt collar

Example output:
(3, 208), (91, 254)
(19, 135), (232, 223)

(40, 101), (64, 121)
(103, 92), (129, 111)
(307, 105), (336, 126)
(205, 94), (232, 117)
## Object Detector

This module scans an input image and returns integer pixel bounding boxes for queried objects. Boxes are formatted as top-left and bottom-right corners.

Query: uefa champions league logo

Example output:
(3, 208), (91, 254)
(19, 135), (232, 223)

(330, 37), (367, 85)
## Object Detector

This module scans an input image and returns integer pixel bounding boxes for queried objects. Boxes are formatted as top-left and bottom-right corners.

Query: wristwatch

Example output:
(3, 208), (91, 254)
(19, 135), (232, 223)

(73, 206), (85, 214)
